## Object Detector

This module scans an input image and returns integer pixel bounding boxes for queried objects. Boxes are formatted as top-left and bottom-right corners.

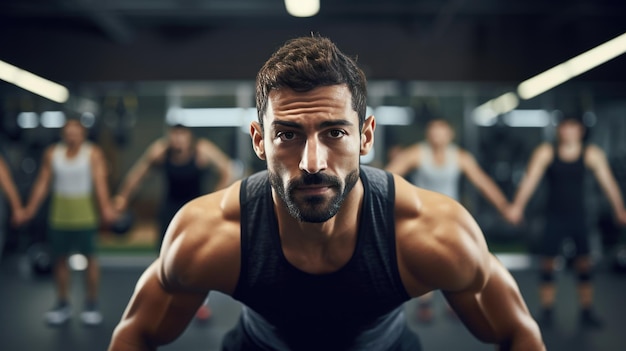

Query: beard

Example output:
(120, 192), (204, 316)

(269, 169), (360, 223)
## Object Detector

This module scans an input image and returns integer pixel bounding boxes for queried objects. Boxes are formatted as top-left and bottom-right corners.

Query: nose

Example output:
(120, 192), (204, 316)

(299, 137), (327, 174)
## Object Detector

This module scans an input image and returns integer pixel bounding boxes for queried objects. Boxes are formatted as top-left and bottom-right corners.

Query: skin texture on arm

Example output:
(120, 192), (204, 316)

(384, 144), (421, 177)
(90, 145), (117, 225)
(195, 139), (234, 191)
(0, 155), (25, 226)
(113, 139), (167, 211)
(506, 143), (554, 225)
(108, 183), (241, 351)
(394, 175), (544, 350)
(458, 149), (510, 217)
(584, 145), (626, 225)
(23, 146), (54, 221)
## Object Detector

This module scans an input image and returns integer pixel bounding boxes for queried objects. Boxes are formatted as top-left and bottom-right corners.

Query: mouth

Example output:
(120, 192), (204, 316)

(294, 184), (333, 196)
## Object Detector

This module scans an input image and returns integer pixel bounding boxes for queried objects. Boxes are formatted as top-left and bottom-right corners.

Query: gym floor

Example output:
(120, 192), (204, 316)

(1, 251), (626, 351)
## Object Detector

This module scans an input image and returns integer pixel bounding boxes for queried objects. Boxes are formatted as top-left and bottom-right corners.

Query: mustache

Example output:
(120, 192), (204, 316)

(289, 172), (340, 189)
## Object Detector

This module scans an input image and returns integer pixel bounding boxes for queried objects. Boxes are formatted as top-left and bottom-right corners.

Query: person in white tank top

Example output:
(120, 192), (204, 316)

(386, 118), (513, 323)
(23, 118), (118, 326)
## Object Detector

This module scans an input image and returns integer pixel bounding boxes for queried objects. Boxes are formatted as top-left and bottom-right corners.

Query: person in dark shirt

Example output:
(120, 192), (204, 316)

(113, 123), (233, 320)
(108, 35), (544, 351)
(114, 124), (233, 251)
(507, 117), (626, 328)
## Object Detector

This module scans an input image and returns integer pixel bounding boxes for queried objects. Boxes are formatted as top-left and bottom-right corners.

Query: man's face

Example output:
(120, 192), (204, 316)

(557, 119), (584, 143)
(168, 127), (193, 153)
(426, 120), (453, 147)
(251, 85), (374, 223)
(62, 120), (86, 146)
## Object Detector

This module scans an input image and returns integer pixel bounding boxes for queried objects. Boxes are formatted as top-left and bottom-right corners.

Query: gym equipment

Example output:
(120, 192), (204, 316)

(110, 210), (135, 236)
(27, 241), (52, 275)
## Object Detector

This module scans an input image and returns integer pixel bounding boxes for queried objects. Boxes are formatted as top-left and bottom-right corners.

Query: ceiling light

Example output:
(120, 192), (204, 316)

(284, 0), (319, 17)
(0, 60), (69, 103)
(472, 92), (519, 126)
(518, 31), (626, 100)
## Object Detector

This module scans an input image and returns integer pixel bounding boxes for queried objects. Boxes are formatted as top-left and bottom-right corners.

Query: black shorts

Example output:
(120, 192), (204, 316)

(541, 216), (590, 257)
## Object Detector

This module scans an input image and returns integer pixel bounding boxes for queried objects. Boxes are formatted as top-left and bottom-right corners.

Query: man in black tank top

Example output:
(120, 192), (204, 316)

(114, 124), (233, 252)
(108, 35), (545, 351)
(113, 124), (233, 320)
(507, 117), (626, 328)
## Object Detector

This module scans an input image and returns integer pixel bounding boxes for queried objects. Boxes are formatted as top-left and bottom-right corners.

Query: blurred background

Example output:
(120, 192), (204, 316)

(1, 1), (626, 350)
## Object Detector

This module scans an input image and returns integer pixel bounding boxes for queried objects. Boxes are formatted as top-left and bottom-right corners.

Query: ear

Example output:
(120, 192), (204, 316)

(250, 121), (266, 160)
(360, 115), (376, 155)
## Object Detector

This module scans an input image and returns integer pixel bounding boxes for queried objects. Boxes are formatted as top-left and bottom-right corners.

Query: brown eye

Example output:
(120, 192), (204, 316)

(328, 129), (346, 138)
(278, 131), (296, 141)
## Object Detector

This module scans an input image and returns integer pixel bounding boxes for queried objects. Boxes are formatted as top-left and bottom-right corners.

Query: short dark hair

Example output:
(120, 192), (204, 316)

(255, 35), (368, 129)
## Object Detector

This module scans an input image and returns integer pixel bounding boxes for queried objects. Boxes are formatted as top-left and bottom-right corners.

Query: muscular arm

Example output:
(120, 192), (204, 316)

(0, 155), (24, 223)
(585, 145), (626, 225)
(508, 144), (553, 224)
(108, 185), (241, 351)
(109, 260), (208, 351)
(384, 144), (421, 177)
(91, 146), (116, 225)
(114, 140), (166, 211)
(24, 147), (54, 220)
(196, 139), (234, 191)
(444, 255), (544, 350)
(395, 176), (544, 350)
(459, 150), (510, 216)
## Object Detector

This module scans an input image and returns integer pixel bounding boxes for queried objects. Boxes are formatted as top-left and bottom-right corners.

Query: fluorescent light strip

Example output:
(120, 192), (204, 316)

(40, 111), (67, 128)
(472, 92), (519, 126)
(166, 106), (408, 128)
(0, 60), (70, 103)
(17, 112), (39, 129)
(518, 31), (626, 100)
(166, 107), (257, 127)
(504, 110), (551, 127)
(373, 106), (414, 126)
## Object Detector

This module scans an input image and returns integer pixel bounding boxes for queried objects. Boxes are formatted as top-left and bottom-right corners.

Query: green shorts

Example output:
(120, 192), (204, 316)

(48, 227), (98, 258)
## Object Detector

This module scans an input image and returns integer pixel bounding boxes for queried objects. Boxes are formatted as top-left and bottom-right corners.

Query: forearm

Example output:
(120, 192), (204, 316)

(109, 327), (156, 351)
(477, 180), (509, 214)
(0, 162), (23, 211)
(497, 322), (545, 351)
(511, 177), (537, 211)
(597, 173), (626, 215)
(26, 180), (50, 215)
(0, 178), (23, 212)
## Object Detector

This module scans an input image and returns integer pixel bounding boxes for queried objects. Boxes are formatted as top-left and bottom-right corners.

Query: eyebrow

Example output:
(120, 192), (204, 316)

(271, 119), (354, 129)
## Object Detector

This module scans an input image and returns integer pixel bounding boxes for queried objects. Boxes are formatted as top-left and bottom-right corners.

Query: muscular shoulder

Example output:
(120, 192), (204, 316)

(393, 174), (490, 295)
(159, 181), (242, 295)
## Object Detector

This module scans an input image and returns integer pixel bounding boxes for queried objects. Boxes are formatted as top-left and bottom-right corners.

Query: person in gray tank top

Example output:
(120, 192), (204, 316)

(386, 118), (513, 323)
(108, 35), (544, 351)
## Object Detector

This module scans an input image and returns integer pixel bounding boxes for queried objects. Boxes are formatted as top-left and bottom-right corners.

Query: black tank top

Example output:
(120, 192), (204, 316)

(545, 145), (586, 218)
(234, 166), (412, 351)
(163, 148), (204, 203)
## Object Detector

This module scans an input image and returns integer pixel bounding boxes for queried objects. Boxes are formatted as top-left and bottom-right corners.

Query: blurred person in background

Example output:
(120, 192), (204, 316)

(113, 123), (234, 320)
(0, 154), (26, 228)
(506, 116), (626, 328)
(385, 118), (513, 323)
(23, 117), (118, 326)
